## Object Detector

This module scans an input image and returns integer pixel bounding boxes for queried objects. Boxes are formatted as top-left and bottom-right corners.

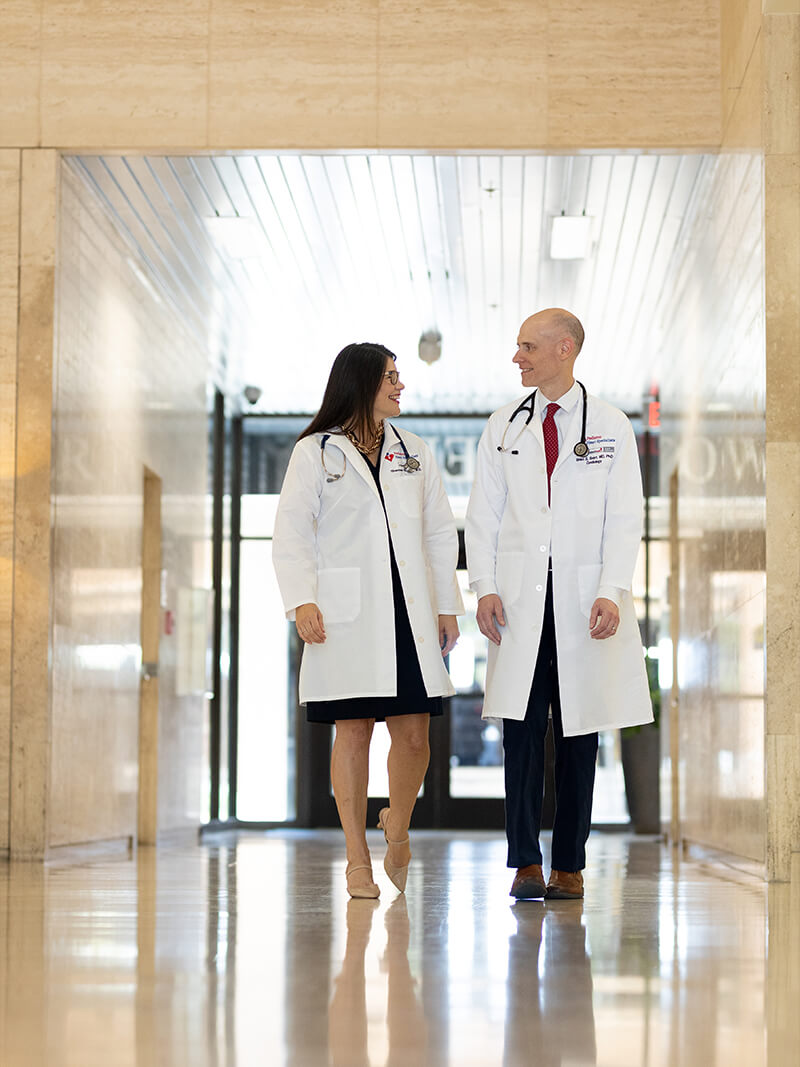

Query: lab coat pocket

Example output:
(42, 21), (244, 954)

(576, 465), (607, 517)
(577, 563), (603, 618)
(317, 567), (361, 624)
(395, 477), (423, 517)
(495, 551), (525, 608)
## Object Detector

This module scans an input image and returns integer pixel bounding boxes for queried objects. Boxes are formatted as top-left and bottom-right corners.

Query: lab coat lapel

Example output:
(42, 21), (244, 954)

(552, 399), (582, 476)
(522, 401), (546, 455)
(331, 434), (381, 499)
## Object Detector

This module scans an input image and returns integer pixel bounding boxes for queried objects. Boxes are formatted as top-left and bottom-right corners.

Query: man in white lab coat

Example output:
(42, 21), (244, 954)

(465, 309), (652, 900)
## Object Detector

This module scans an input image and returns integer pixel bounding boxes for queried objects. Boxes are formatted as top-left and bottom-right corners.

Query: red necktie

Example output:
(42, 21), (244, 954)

(543, 402), (560, 505)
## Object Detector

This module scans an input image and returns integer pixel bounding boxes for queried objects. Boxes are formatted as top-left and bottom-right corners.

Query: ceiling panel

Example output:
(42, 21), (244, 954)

(69, 151), (715, 415)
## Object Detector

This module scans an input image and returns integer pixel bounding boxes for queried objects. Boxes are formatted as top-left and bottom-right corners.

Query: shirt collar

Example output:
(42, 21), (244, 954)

(536, 379), (581, 418)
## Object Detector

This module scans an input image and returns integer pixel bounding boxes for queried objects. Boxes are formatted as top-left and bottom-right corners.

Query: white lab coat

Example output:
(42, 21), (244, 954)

(465, 390), (653, 736)
(272, 424), (464, 705)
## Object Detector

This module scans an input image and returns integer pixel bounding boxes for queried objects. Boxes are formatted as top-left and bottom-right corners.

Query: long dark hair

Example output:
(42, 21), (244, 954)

(298, 342), (396, 442)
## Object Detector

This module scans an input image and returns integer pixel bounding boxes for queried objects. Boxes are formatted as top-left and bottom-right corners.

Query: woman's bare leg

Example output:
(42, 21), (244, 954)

(383, 713), (431, 866)
(331, 718), (376, 890)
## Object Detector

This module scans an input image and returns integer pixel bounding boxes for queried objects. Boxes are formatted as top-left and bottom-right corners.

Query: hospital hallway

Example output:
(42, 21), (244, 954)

(1, 831), (795, 1067)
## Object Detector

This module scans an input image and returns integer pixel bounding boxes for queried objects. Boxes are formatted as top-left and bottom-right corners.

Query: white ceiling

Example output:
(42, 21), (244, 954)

(71, 152), (715, 415)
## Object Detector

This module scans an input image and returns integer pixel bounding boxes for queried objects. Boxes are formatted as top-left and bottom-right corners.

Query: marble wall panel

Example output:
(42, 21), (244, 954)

(10, 150), (59, 859)
(0, 2), (42, 147)
(547, 0), (720, 148)
(49, 162), (210, 847)
(764, 11), (800, 881)
(0, 150), (21, 852)
(39, 1), (209, 149)
(5, 1), (723, 151)
(721, 0), (763, 137)
(209, 0), (379, 148)
(376, 1), (548, 148)
(722, 22), (762, 149)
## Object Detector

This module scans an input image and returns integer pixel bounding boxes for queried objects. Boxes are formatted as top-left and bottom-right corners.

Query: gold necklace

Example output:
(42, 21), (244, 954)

(344, 421), (384, 455)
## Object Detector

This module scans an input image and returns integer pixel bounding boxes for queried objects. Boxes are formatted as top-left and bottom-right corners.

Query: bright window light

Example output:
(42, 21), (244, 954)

(204, 216), (266, 259)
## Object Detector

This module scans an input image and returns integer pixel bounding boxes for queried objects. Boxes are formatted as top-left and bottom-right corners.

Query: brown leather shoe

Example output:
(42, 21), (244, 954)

(509, 864), (547, 899)
(545, 869), (584, 899)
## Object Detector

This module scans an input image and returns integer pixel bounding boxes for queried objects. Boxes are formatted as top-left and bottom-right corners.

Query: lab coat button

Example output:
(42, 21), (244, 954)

(391, 522), (398, 529)
(541, 507), (548, 515)
(539, 545), (547, 552)
(536, 584), (543, 592)
(399, 559), (406, 567)
(417, 636), (424, 644)
(408, 597), (415, 605)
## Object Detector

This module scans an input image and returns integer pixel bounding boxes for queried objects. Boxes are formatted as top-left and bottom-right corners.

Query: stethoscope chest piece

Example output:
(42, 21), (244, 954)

(573, 441), (589, 458)
(401, 456), (421, 473)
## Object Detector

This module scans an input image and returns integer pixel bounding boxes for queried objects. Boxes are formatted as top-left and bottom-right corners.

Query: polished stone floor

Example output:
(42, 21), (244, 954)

(0, 831), (797, 1066)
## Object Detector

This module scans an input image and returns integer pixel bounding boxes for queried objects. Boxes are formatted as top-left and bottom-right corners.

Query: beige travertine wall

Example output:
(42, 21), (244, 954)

(0, 0), (721, 151)
(764, 2), (800, 882)
(0, 151), (20, 853)
(44, 162), (210, 848)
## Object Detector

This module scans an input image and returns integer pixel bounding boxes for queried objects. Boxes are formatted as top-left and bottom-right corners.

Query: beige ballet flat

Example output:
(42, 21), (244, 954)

(345, 863), (380, 899)
(377, 807), (411, 893)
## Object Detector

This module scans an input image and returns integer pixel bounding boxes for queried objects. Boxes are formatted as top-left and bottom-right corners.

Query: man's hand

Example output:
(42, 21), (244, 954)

(476, 594), (506, 646)
(589, 598), (619, 640)
(295, 602), (326, 644)
(439, 615), (459, 656)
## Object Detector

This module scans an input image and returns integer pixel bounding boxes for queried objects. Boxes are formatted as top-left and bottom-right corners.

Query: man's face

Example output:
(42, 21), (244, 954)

(513, 314), (565, 389)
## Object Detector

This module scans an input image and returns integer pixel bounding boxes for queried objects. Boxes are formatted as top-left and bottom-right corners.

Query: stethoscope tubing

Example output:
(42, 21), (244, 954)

(320, 424), (417, 482)
(497, 381), (589, 458)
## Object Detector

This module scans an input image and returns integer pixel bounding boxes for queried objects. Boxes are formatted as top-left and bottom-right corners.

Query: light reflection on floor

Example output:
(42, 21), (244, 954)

(0, 831), (797, 1066)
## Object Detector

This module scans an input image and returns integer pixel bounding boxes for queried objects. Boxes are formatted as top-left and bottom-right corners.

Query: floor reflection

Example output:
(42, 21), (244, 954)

(0, 832), (795, 1066)
(504, 902), (596, 1066)
(328, 896), (428, 1067)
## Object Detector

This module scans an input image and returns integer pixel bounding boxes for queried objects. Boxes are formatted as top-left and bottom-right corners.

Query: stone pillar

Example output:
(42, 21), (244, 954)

(9, 149), (59, 859)
(0, 150), (21, 854)
(764, 3), (800, 882)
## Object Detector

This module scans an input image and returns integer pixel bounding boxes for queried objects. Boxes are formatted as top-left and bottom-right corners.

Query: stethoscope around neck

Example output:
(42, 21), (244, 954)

(320, 424), (420, 482)
(497, 381), (589, 458)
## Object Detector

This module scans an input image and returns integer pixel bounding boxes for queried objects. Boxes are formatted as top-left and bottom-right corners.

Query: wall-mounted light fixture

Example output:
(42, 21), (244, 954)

(549, 213), (592, 260)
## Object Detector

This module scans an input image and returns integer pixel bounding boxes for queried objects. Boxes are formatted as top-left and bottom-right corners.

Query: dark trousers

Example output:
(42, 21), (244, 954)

(502, 572), (598, 872)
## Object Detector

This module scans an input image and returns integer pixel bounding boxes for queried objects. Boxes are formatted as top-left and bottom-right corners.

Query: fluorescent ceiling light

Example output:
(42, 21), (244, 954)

(550, 215), (592, 260)
(204, 216), (266, 259)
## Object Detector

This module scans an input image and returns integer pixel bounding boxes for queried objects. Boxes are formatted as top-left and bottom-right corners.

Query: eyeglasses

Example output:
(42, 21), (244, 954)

(383, 370), (400, 385)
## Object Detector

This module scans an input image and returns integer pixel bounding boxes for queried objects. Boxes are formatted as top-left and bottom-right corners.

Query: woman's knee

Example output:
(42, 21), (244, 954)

(389, 719), (430, 757)
(334, 718), (375, 750)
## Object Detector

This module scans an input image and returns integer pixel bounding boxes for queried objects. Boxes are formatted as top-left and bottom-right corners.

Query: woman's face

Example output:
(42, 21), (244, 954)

(372, 357), (405, 422)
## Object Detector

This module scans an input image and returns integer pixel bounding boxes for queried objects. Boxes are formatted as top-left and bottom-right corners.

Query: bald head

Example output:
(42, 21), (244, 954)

(523, 308), (585, 355)
(514, 308), (585, 399)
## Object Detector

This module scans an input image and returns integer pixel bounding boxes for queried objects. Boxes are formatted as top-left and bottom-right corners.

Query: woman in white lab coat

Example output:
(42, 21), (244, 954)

(273, 342), (463, 899)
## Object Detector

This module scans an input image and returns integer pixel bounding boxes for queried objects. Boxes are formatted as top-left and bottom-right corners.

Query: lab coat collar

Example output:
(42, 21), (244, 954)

(534, 378), (581, 417)
(324, 430), (382, 499)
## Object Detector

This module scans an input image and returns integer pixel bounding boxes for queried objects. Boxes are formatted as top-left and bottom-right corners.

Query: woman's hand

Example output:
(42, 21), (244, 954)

(438, 614), (459, 656)
(295, 602), (326, 644)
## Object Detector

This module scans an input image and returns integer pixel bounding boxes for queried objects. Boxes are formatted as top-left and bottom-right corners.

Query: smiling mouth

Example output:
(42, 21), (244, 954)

(389, 393), (401, 402)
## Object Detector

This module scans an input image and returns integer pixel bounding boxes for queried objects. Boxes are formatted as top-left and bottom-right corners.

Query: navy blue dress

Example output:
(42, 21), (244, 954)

(306, 441), (444, 724)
